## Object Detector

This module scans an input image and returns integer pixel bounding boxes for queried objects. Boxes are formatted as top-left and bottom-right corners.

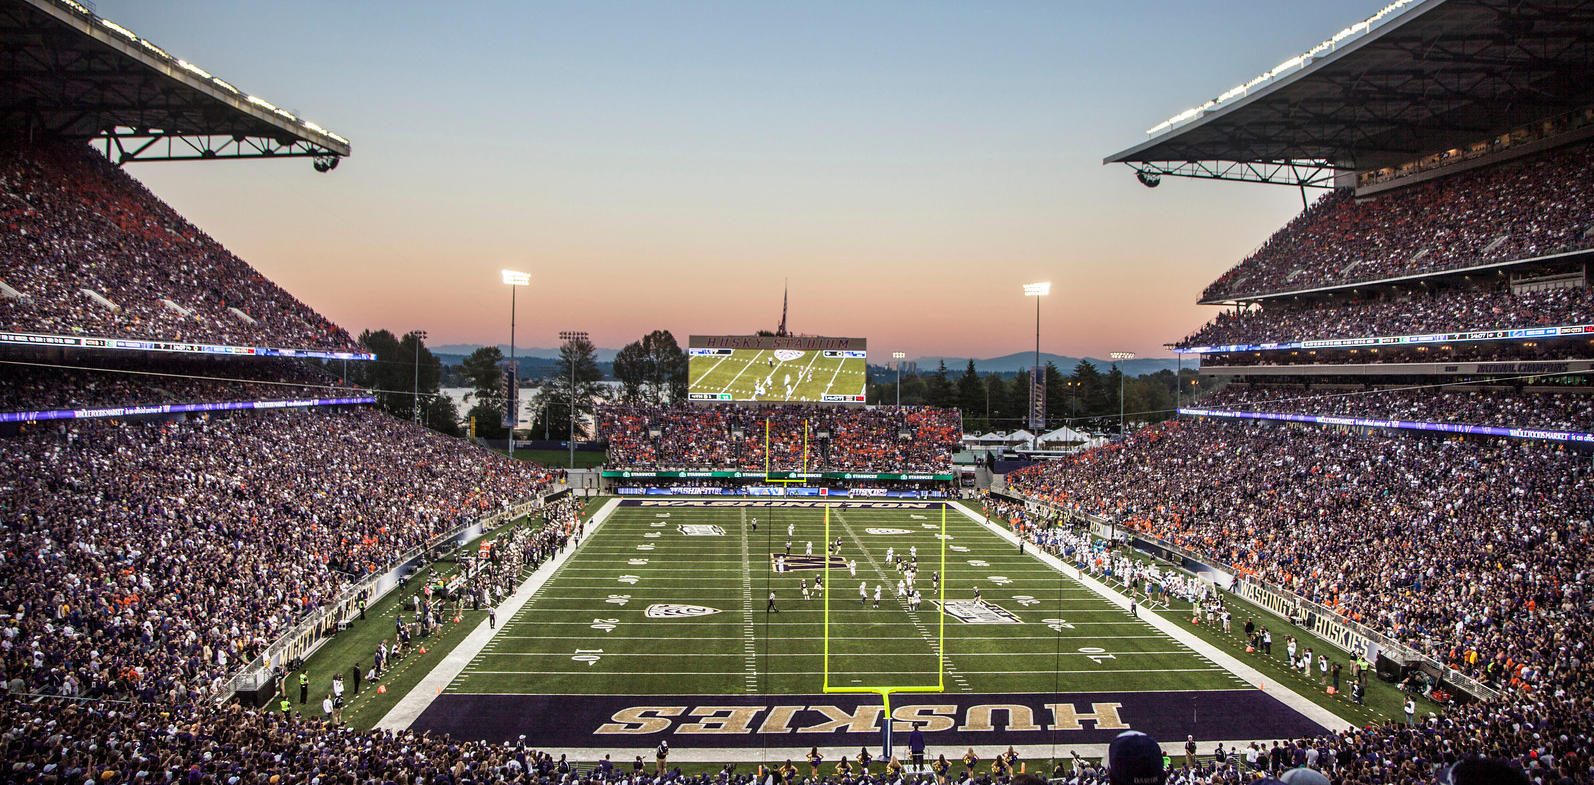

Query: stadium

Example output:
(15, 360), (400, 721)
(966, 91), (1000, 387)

(2, 1), (1592, 784)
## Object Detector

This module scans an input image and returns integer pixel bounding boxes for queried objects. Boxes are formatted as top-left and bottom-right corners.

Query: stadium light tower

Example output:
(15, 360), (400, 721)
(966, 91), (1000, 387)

(1023, 282), (1050, 450)
(1110, 351), (1136, 437)
(559, 330), (589, 471)
(502, 270), (531, 460)
(892, 352), (906, 407)
(408, 329), (428, 424)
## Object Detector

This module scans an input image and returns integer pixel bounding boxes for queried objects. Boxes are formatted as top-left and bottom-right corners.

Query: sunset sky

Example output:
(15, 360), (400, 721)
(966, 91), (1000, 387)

(98, 1), (1371, 360)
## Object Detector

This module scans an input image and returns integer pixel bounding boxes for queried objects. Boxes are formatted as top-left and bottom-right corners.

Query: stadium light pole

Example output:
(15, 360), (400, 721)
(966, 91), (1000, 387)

(559, 330), (589, 471)
(502, 270), (531, 460)
(892, 352), (906, 407)
(1023, 282), (1050, 450)
(1110, 351), (1135, 437)
(408, 329), (428, 424)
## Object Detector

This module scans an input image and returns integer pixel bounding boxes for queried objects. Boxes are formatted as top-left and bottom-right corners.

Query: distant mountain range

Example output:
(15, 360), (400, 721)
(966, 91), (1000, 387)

(430, 344), (1180, 377)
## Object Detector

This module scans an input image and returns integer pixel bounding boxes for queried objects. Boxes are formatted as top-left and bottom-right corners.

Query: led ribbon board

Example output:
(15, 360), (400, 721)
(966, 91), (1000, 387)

(1175, 323), (1594, 354)
(0, 396), (377, 423)
(1180, 407), (1594, 444)
(0, 330), (375, 360)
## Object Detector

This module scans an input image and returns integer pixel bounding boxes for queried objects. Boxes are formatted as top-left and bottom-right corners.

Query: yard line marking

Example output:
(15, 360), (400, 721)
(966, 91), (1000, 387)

(693, 351), (732, 388)
(718, 349), (765, 393)
(830, 506), (956, 683)
(374, 498), (620, 731)
(950, 500), (1351, 733)
(740, 507), (758, 693)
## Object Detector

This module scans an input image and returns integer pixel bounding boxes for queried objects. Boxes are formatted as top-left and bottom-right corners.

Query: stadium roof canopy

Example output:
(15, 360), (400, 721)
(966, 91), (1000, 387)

(1105, 0), (1594, 188)
(0, 0), (349, 166)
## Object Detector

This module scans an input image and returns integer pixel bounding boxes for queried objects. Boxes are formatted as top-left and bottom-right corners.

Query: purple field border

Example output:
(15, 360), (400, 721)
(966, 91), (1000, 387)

(410, 690), (1327, 748)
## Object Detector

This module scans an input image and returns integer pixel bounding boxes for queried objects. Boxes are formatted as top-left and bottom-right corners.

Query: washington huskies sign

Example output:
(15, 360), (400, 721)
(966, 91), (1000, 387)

(411, 691), (1328, 748)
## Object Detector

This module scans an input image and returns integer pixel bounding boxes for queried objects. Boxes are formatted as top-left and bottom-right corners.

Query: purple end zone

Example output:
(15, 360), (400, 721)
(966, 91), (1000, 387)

(409, 691), (1327, 748)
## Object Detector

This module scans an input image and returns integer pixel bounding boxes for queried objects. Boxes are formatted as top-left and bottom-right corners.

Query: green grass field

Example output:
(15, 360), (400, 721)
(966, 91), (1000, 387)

(498, 448), (608, 469)
(447, 502), (1247, 697)
(689, 349), (867, 402)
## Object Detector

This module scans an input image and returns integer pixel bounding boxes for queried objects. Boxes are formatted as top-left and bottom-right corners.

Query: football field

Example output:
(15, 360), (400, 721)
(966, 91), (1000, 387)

(689, 349), (866, 402)
(401, 499), (1332, 757)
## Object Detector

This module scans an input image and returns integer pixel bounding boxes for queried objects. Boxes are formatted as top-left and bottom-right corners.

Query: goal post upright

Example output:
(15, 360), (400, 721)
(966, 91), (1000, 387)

(822, 503), (948, 761)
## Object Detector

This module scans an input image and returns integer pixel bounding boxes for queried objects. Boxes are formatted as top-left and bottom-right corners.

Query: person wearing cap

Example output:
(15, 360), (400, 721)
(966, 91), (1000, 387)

(1183, 736), (1196, 769)
(1107, 730), (1166, 785)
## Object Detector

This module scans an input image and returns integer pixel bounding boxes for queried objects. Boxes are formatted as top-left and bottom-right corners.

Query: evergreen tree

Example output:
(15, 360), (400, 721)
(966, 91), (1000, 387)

(534, 335), (606, 440)
(1042, 362), (1068, 430)
(1072, 360), (1109, 421)
(957, 360), (984, 430)
(923, 361), (953, 409)
(461, 346), (508, 438)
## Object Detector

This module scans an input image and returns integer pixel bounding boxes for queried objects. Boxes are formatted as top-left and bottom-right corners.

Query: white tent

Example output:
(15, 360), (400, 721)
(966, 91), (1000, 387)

(1035, 425), (1089, 447)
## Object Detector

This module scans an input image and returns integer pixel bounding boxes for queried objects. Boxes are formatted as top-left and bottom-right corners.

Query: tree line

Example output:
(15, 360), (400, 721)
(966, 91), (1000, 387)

(331, 329), (1200, 440)
(868, 359), (1205, 435)
(334, 328), (690, 441)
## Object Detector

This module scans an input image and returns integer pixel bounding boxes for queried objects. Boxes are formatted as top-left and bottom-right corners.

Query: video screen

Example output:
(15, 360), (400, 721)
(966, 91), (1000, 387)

(687, 335), (867, 403)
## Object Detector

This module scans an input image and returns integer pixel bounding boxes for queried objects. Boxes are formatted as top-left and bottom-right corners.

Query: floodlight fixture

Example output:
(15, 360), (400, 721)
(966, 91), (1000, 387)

(501, 271), (531, 459)
(1022, 282), (1052, 447)
(1110, 352), (1136, 436)
(891, 352), (908, 406)
(559, 331), (591, 469)
(408, 330), (428, 424)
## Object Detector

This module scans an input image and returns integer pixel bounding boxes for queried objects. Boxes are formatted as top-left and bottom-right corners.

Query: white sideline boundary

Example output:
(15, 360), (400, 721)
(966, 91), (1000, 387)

(375, 497), (621, 730)
(949, 501), (1351, 734)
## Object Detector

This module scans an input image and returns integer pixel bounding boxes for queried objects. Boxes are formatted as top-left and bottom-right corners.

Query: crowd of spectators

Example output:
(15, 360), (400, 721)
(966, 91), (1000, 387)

(0, 359), (361, 414)
(1005, 420), (1592, 693)
(600, 404), (961, 473)
(1194, 339), (1588, 368)
(0, 141), (357, 350)
(1178, 286), (1594, 349)
(1201, 142), (1594, 301)
(0, 407), (552, 705)
(1190, 385), (1594, 433)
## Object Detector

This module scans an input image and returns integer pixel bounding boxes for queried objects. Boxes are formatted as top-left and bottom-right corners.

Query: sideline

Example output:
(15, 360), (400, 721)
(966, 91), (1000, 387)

(949, 501), (1351, 734)
(375, 497), (622, 730)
